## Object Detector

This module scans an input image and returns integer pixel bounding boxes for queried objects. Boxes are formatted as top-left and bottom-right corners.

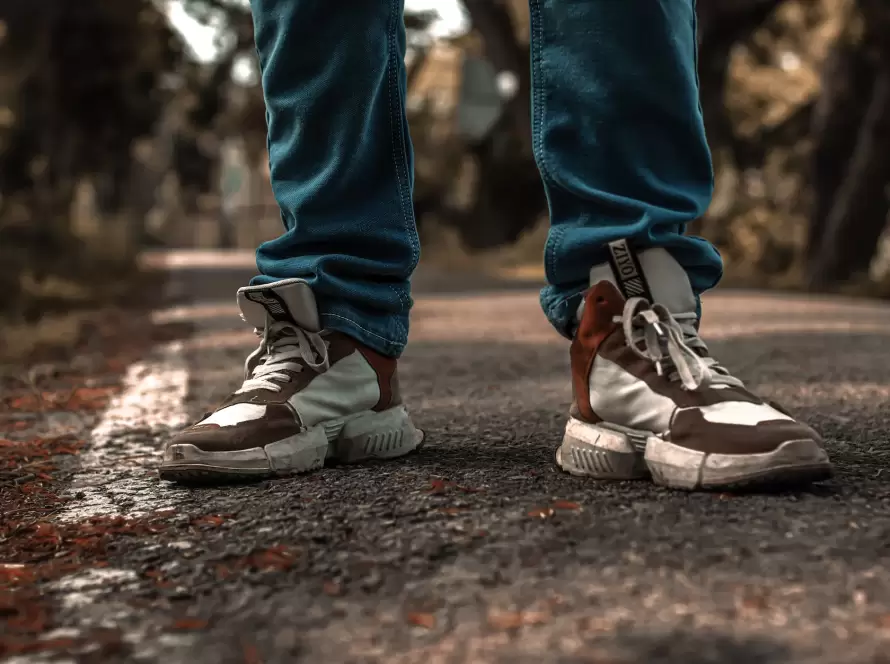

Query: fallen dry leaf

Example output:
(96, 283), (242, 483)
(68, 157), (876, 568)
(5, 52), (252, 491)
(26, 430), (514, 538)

(407, 612), (436, 629)
(552, 501), (581, 511)
(213, 545), (298, 579)
(428, 478), (451, 494)
(4, 387), (114, 412)
(252, 545), (296, 570)
(191, 514), (227, 528)
(242, 640), (263, 664)
(527, 508), (554, 519)
(0, 564), (34, 584)
(20, 636), (79, 653)
(322, 581), (342, 596)
(738, 589), (769, 612)
(170, 618), (209, 631)
(487, 610), (549, 630)
(427, 478), (485, 495)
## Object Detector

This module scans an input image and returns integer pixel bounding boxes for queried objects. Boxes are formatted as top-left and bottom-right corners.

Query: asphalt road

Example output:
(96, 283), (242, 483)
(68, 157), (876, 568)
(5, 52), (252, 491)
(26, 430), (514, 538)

(6, 251), (890, 663)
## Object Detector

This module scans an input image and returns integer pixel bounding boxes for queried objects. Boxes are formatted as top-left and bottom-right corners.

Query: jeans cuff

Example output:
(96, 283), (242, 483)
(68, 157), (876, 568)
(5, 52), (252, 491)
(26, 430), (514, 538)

(540, 285), (587, 341)
(320, 305), (408, 357)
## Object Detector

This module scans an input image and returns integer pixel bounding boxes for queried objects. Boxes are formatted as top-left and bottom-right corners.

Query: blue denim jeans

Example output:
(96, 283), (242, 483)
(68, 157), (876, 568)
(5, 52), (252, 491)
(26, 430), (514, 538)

(250, 0), (724, 357)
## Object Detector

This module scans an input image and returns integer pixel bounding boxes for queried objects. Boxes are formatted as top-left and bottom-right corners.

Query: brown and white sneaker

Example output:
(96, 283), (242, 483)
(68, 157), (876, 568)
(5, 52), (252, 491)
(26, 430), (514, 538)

(159, 279), (423, 483)
(556, 241), (832, 490)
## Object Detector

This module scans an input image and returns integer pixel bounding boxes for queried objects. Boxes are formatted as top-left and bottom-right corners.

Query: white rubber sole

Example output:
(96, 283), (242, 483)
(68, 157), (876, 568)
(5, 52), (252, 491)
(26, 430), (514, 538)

(159, 405), (424, 483)
(556, 417), (832, 490)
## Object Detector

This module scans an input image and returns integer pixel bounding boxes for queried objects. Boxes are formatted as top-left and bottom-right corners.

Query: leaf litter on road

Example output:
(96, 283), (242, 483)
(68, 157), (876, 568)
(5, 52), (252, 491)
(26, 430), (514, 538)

(406, 612), (436, 629)
(487, 609), (550, 630)
(427, 478), (485, 494)
(528, 500), (583, 518)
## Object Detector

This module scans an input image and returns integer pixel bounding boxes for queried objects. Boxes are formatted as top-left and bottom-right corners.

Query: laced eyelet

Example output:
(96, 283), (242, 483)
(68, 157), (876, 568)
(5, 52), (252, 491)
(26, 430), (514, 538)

(619, 297), (744, 392)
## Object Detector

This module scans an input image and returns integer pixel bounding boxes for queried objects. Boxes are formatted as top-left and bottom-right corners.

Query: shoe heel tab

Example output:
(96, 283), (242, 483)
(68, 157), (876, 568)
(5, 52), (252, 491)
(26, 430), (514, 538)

(355, 345), (400, 411)
(577, 281), (625, 340)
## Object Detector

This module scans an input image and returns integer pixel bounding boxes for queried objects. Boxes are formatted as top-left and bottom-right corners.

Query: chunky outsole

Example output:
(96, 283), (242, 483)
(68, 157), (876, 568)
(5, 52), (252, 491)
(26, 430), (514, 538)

(158, 405), (424, 484)
(556, 416), (832, 490)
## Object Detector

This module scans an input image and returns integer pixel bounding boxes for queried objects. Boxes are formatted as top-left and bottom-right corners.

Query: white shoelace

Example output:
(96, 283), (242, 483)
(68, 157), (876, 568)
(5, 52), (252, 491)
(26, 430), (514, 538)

(236, 316), (330, 394)
(618, 297), (744, 391)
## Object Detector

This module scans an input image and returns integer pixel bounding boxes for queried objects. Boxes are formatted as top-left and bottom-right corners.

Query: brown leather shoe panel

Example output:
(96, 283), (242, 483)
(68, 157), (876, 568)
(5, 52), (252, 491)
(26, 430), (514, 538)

(570, 281), (626, 423)
(170, 404), (302, 452)
(669, 408), (822, 455)
(356, 345), (400, 411)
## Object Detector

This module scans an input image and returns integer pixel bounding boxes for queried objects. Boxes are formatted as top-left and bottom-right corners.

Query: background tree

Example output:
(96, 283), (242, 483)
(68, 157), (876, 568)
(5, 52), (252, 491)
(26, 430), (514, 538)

(806, 0), (890, 289)
(0, 0), (183, 317)
(1, 0), (888, 321)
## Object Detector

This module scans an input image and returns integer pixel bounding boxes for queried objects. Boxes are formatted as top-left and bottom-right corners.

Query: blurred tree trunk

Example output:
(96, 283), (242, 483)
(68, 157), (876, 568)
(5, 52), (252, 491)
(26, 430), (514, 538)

(0, 0), (184, 316)
(447, 0), (790, 250)
(697, 0), (786, 170)
(462, 0), (531, 149)
(456, 0), (543, 249)
(806, 0), (890, 288)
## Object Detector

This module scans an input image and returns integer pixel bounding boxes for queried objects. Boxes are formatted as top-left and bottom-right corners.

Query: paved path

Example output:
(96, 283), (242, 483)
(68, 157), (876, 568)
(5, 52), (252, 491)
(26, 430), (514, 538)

(4, 251), (890, 663)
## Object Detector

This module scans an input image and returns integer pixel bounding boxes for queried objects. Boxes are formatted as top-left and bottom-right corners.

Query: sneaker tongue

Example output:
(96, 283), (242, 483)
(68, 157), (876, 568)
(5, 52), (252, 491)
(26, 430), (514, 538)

(589, 242), (697, 315)
(237, 279), (322, 332)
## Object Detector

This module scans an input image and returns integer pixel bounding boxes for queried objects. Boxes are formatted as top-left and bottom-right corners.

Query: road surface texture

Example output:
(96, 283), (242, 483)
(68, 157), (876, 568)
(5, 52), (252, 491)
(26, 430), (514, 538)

(3, 250), (890, 663)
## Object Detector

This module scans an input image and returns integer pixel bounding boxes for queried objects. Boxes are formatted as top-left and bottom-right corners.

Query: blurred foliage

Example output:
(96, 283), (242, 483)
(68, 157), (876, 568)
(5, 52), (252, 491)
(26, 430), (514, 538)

(1, 0), (889, 320)
(0, 0), (181, 314)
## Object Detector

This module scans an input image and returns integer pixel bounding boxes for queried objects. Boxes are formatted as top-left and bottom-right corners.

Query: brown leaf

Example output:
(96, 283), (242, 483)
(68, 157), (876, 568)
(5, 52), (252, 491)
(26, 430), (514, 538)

(252, 545), (296, 571)
(171, 618), (209, 631)
(407, 612), (436, 629)
(191, 515), (226, 528)
(242, 640), (263, 664)
(552, 501), (581, 511)
(737, 587), (769, 612)
(487, 610), (549, 630)
(427, 479), (452, 494)
(65, 387), (114, 411)
(7, 600), (50, 632)
(25, 637), (80, 653)
(322, 581), (342, 596)
(427, 478), (484, 494)
(527, 508), (554, 519)
(0, 564), (32, 584)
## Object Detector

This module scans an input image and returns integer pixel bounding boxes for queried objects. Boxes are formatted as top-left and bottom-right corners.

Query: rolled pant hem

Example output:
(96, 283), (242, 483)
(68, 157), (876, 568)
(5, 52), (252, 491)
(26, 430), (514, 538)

(320, 310), (407, 358)
(541, 286), (587, 341)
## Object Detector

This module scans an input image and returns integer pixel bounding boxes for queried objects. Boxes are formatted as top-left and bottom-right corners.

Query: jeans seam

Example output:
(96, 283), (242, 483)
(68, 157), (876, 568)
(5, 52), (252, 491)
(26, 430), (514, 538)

(385, 0), (416, 333)
(690, 0), (714, 192)
(529, 0), (552, 187)
(545, 225), (563, 290)
(529, 0), (561, 286)
(321, 312), (403, 346)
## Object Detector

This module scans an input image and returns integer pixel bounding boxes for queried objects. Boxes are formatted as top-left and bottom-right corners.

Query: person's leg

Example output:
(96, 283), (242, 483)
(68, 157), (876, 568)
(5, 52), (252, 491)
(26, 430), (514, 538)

(531, 0), (720, 336)
(531, 0), (832, 489)
(161, 0), (423, 483)
(251, 0), (419, 358)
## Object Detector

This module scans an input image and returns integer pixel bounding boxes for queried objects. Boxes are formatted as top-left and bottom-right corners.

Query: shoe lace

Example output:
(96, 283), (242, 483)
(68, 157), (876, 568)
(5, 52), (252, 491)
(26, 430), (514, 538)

(617, 297), (744, 391)
(237, 315), (330, 393)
